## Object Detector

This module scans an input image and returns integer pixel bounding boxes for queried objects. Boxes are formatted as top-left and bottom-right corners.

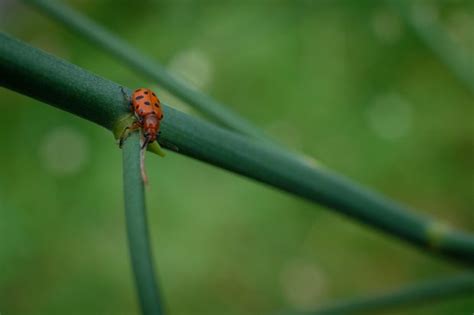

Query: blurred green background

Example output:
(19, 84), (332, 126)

(1, 0), (473, 314)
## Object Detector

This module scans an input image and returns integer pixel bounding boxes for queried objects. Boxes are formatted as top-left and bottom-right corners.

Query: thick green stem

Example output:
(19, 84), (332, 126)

(23, 0), (269, 141)
(1, 33), (473, 265)
(280, 272), (474, 315)
(122, 131), (164, 315)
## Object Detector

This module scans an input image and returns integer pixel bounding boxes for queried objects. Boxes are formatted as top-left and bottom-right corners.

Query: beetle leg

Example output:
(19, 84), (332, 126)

(118, 121), (141, 148)
(118, 127), (130, 148)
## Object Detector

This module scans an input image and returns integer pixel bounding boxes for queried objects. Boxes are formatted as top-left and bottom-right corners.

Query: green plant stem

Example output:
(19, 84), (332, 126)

(278, 272), (474, 315)
(387, 0), (474, 96)
(1, 33), (474, 265)
(23, 0), (269, 141)
(122, 131), (164, 315)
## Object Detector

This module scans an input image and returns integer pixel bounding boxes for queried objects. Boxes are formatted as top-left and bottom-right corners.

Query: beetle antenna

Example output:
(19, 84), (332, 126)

(141, 135), (150, 150)
(140, 136), (149, 185)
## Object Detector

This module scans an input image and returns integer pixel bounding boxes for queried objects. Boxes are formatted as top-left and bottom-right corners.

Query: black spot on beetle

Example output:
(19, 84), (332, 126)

(152, 92), (156, 96)
(144, 91), (148, 94)
(154, 103), (159, 107)
(135, 95), (144, 100)
(144, 101), (150, 105)
(160, 114), (164, 119)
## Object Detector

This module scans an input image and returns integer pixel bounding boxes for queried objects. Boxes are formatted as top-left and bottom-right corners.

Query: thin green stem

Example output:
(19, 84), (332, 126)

(387, 0), (474, 96)
(122, 131), (164, 315)
(277, 272), (474, 315)
(1, 33), (473, 265)
(23, 0), (269, 141)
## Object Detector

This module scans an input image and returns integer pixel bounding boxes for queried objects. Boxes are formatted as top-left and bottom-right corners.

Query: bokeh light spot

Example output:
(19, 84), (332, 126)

(280, 259), (327, 311)
(412, 2), (439, 26)
(366, 93), (414, 140)
(446, 10), (474, 51)
(372, 8), (403, 44)
(168, 49), (213, 91)
(38, 126), (89, 176)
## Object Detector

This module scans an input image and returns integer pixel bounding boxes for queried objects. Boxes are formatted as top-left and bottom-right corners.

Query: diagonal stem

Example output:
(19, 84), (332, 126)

(1, 33), (473, 265)
(276, 272), (474, 315)
(24, 0), (270, 141)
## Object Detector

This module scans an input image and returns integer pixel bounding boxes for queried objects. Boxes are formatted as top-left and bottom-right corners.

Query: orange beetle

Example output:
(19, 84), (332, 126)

(119, 87), (164, 184)
(120, 87), (164, 149)
(131, 88), (164, 147)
